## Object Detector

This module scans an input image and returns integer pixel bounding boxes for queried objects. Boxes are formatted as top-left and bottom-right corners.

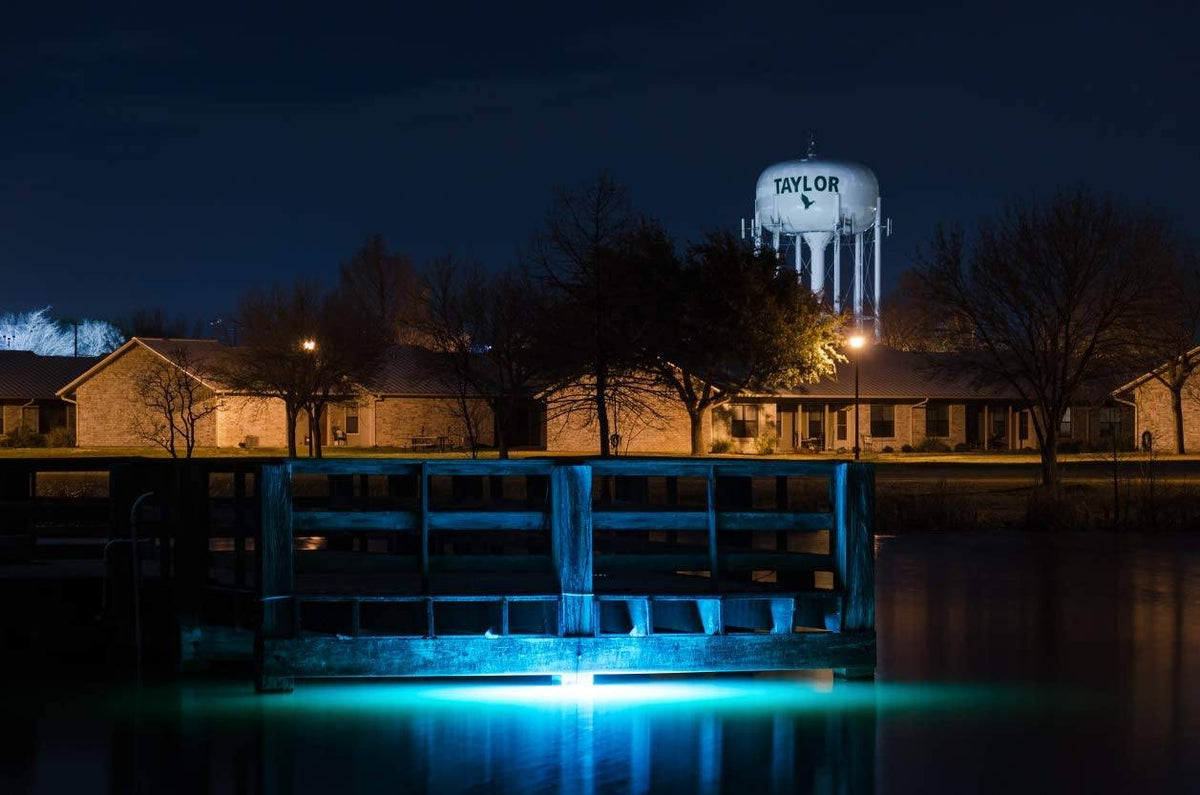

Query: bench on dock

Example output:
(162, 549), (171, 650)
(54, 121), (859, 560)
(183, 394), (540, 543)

(254, 458), (875, 691)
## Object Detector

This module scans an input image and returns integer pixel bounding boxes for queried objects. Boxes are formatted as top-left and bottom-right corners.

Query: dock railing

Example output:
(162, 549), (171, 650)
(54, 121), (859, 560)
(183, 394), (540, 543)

(256, 457), (875, 691)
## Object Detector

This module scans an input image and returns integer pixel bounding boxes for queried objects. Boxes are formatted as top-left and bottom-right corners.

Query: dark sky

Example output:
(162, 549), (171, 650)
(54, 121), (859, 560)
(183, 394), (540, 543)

(3, 2), (1197, 325)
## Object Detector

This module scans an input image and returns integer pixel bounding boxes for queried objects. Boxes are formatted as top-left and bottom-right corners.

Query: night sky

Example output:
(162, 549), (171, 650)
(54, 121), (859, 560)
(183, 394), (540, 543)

(3, 2), (1196, 325)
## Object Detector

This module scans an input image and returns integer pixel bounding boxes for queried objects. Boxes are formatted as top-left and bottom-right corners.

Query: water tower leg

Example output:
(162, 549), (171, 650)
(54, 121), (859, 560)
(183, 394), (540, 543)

(853, 232), (864, 321)
(833, 233), (842, 313)
(874, 198), (883, 338)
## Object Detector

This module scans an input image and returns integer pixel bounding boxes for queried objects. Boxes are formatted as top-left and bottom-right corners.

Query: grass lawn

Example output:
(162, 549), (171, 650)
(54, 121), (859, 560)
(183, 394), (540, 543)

(3, 446), (1200, 466)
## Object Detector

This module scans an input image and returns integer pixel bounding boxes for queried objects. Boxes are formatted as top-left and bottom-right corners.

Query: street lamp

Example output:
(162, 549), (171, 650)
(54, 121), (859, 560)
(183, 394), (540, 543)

(847, 334), (867, 461)
(301, 339), (317, 352)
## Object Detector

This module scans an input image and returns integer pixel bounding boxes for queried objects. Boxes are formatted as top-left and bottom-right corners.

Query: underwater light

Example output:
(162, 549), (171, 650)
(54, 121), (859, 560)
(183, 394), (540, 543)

(553, 673), (594, 687)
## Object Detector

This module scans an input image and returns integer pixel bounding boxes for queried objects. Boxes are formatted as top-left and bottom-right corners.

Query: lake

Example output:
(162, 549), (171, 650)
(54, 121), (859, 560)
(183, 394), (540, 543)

(4, 531), (1198, 794)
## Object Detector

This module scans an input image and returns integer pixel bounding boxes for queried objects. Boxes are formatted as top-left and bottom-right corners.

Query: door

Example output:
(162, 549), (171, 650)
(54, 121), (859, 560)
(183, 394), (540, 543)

(779, 408), (796, 452)
(965, 405), (982, 448)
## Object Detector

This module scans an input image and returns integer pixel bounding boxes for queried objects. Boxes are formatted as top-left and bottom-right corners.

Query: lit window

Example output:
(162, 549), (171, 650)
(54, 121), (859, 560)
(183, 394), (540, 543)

(870, 405), (895, 438)
(730, 404), (758, 438)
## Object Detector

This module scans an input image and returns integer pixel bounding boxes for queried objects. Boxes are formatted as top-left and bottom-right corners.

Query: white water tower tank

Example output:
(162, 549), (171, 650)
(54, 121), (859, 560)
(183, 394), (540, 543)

(744, 148), (887, 336)
(754, 157), (879, 234)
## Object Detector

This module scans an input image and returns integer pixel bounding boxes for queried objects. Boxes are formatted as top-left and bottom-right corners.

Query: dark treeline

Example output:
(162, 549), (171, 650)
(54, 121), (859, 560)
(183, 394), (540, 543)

(207, 174), (844, 459)
(883, 188), (1199, 482)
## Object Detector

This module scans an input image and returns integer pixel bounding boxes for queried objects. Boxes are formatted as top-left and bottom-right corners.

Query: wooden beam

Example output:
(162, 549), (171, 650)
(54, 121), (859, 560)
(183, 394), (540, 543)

(261, 632), (876, 679)
(257, 462), (294, 692)
(551, 464), (592, 636)
(594, 552), (832, 572)
(594, 511), (832, 532)
(706, 467), (718, 591)
(833, 463), (875, 634)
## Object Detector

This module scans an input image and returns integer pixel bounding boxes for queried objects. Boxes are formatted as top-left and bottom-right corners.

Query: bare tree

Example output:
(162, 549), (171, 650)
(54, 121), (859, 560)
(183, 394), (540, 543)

(530, 174), (670, 456)
(222, 281), (386, 458)
(1128, 255), (1200, 453)
(0, 307), (123, 355)
(339, 234), (423, 344)
(879, 270), (962, 352)
(120, 307), (190, 339)
(421, 257), (550, 458)
(129, 346), (221, 458)
(915, 189), (1171, 485)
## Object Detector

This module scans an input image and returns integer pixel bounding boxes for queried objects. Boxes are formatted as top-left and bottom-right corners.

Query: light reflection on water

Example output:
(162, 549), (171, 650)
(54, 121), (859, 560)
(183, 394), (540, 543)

(5, 531), (1200, 794)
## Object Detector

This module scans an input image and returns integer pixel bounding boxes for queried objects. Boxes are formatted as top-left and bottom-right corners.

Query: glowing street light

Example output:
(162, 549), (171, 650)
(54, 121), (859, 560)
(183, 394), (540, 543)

(847, 333), (868, 461)
(301, 339), (317, 352)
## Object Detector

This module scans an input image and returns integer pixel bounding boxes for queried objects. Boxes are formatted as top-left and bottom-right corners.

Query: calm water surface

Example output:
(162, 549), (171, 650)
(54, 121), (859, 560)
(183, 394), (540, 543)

(4, 531), (1198, 794)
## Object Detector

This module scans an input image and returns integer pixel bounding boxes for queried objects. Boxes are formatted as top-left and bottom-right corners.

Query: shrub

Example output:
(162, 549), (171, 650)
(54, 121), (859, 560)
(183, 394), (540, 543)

(882, 445), (894, 453)
(754, 432), (779, 455)
(900, 444), (914, 453)
(953, 442), (969, 453)
(0, 427), (47, 448)
(710, 438), (734, 454)
(916, 437), (951, 453)
(1056, 439), (1084, 454)
(44, 426), (75, 448)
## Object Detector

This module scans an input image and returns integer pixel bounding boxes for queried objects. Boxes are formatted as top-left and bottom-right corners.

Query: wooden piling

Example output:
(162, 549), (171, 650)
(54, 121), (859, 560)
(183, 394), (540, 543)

(256, 462), (294, 692)
(551, 464), (593, 637)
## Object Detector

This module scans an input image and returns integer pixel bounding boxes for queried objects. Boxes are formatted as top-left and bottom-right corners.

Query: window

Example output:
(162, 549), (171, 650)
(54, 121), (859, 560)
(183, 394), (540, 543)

(1099, 407), (1122, 439)
(730, 404), (758, 438)
(925, 402), (950, 438)
(836, 408), (847, 441)
(1059, 407), (1072, 437)
(1019, 411), (1029, 440)
(346, 408), (360, 435)
(804, 404), (823, 440)
(990, 407), (1006, 440)
(870, 404), (895, 438)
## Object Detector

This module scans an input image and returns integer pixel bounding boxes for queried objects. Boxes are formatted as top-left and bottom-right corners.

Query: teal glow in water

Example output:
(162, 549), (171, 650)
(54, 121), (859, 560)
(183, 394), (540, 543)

(6, 532), (1199, 793)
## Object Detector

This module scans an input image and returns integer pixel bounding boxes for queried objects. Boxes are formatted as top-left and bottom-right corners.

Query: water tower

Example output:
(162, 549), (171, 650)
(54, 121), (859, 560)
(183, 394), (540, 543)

(742, 143), (890, 335)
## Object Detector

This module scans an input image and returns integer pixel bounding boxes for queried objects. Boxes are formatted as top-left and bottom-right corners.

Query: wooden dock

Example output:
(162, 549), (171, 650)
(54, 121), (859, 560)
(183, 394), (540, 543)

(256, 458), (875, 691)
(0, 456), (875, 690)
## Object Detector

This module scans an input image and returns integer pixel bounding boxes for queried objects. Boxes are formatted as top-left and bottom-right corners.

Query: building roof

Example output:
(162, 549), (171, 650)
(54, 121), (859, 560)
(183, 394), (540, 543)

(56, 337), (236, 396)
(767, 346), (1023, 401)
(362, 345), (482, 397)
(0, 350), (101, 400)
(1112, 344), (1200, 396)
(56, 339), (480, 400)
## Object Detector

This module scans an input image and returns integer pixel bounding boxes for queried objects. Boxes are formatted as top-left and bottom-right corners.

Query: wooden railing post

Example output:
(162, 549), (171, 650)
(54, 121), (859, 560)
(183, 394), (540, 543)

(832, 461), (875, 678)
(257, 462), (294, 692)
(551, 463), (593, 637)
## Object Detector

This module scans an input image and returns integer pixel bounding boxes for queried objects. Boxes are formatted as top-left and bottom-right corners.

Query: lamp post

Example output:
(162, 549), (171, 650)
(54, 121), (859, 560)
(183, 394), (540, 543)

(301, 339), (318, 456)
(848, 334), (866, 461)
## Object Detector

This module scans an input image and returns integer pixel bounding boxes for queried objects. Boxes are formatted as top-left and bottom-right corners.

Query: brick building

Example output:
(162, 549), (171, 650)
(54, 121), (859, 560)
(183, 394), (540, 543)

(56, 339), (508, 451)
(1111, 345), (1200, 453)
(0, 350), (99, 442)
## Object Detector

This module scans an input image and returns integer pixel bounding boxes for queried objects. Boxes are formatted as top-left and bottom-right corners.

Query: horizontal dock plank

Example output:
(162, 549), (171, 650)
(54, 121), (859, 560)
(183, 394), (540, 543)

(588, 459), (840, 478)
(294, 510), (545, 532)
(594, 510), (831, 532)
(595, 552), (832, 572)
(262, 631), (874, 678)
(294, 509), (832, 533)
